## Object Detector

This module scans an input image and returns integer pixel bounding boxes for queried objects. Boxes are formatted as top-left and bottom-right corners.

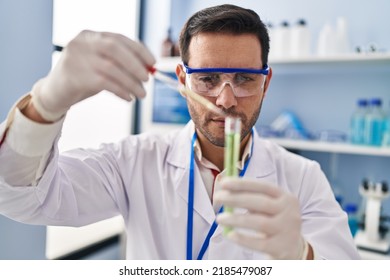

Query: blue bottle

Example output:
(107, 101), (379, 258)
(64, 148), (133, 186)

(350, 99), (368, 145)
(382, 101), (390, 147)
(344, 203), (359, 237)
(364, 98), (385, 146)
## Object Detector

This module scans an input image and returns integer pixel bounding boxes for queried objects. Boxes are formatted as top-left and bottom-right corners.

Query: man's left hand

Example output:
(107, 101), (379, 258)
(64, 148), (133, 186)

(214, 177), (307, 259)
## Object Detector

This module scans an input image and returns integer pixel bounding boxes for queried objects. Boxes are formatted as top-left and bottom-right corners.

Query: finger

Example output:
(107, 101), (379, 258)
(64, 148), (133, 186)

(98, 69), (146, 100)
(100, 67), (147, 99)
(216, 212), (280, 236)
(227, 230), (303, 260)
(219, 177), (281, 198)
(102, 32), (156, 66)
(94, 72), (133, 102)
(99, 32), (156, 80)
(94, 54), (147, 99)
(213, 189), (282, 214)
(226, 230), (268, 253)
(95, 38), (150, 83)
(123, 50), (152, 83)
(93, 61), (141, 101)
(225, 230), (284, 258)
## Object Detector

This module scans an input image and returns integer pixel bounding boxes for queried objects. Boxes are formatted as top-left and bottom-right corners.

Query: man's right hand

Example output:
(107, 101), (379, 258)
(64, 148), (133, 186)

(31, 30), (156, 122)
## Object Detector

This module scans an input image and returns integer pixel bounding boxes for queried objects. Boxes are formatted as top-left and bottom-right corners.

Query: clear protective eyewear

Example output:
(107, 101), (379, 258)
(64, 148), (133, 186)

(183, 63), (269, 98)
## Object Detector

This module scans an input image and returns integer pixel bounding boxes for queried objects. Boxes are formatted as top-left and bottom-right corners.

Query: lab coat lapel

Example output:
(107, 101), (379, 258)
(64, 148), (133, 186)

(244, 129), (277, 181)
(167, 122), (215, 226)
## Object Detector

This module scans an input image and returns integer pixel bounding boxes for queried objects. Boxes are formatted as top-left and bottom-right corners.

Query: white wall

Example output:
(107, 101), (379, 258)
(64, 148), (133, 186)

(0, 0), (53, 259)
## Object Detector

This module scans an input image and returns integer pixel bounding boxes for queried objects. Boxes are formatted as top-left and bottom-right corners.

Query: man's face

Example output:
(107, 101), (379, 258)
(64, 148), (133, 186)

(177, 33), (271, 147)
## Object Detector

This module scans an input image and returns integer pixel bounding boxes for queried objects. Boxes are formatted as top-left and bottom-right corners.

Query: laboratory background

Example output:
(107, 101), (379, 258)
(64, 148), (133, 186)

(1, 0), (390, 260)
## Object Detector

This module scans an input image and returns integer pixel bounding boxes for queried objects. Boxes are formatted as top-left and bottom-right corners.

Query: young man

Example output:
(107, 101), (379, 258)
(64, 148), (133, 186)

(0, 4), (359, 259)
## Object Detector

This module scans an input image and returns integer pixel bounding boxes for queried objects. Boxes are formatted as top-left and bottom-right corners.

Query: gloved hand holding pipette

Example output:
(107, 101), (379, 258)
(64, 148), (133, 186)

(30, 30), (155, 121)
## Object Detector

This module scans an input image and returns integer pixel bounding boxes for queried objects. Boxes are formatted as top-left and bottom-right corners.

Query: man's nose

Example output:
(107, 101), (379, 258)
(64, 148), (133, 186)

(215, 82), (238, 109)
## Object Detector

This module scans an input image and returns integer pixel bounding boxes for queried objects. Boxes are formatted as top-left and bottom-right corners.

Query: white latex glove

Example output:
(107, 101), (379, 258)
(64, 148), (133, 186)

(31, 30), (156, 121)
(214, 177), (307, 259)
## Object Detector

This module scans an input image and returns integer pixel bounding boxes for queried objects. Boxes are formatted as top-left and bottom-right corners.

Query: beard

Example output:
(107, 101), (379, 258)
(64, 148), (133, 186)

(188, 100), (263, 147)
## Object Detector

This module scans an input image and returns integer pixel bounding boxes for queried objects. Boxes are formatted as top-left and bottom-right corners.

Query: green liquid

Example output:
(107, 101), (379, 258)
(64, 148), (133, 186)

(223, 131), (240, 235)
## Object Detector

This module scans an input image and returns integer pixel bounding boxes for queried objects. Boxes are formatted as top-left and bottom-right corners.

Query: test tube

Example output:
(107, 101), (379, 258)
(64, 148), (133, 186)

(223, 117), (241, 235)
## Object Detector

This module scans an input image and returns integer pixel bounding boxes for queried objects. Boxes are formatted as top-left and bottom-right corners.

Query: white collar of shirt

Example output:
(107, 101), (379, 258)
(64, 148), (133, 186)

(193, 134), (252, 172)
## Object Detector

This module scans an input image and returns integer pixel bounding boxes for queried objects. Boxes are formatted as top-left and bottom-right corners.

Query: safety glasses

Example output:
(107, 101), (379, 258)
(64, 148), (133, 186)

(183, 63), (269, 98)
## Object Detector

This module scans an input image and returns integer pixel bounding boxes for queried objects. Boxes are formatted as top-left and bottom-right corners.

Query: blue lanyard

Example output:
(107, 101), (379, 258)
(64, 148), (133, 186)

(186, 129), (253, 260)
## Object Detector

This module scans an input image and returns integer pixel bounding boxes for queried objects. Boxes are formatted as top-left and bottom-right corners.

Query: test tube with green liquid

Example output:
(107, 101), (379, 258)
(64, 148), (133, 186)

(223, 117), (241, 235)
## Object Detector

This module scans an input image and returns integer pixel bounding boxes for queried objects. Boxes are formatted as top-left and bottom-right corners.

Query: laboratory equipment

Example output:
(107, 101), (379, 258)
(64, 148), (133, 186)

(316, 129), (347, 143)
(364, 98), (385, 146)
(223, 117), (241, 235)
(344, 203), (359, 237)
(354, 179), (390, 253)
(272, 21), (291, 59)
(350, 98), (368, 145)
(270, 110), (310, 139)
(161, 27), (175, 57)
(317, 23), (335, 56)
(317, 17), (351, 56)
(382, 101), (390, 147)
(335, 17), (351, 54)
(290, 19), (311, 58)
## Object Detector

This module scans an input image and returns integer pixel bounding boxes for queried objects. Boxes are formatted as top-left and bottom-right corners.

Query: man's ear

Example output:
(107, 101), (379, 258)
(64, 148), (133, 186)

(262, 67), (272, 97)
(175, 64), (187, 97)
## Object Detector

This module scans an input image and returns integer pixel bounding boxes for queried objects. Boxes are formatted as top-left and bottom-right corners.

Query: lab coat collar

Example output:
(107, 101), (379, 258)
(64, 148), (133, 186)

(244, 128), (276, 179)
(167, 121), (216, 225)
(166, 121), (195, 169)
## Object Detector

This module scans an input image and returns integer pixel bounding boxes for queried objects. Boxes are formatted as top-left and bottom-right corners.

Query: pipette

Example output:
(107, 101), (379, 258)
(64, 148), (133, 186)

(148, 66), (226, 116)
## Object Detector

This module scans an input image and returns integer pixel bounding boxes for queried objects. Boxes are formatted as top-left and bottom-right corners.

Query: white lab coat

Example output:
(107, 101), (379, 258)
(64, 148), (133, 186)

(0, 119), (360, 259)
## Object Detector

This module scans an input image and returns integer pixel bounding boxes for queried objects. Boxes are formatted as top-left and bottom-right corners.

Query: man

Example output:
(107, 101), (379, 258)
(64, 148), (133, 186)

(0, 4), (359, 259)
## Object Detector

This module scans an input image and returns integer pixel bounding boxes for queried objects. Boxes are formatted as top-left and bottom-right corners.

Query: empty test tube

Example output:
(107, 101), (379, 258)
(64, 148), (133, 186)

(223, 117), (241, 235)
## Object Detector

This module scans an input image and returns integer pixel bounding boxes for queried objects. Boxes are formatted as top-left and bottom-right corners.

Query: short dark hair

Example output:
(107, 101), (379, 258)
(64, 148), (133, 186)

(179, 4), (270, 66)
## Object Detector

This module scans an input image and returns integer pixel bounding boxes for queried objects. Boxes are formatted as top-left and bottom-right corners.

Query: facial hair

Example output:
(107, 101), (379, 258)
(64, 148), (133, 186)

(188, 99), (263, 147)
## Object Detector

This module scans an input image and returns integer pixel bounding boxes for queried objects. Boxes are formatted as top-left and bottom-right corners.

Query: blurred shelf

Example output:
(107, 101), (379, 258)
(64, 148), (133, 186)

(156, 53), (390, 73)
(269, 52), (390, 64)
(267, 137), (390, 157)
(270, 53), (390, 74)
(158, 53), (390, 63)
